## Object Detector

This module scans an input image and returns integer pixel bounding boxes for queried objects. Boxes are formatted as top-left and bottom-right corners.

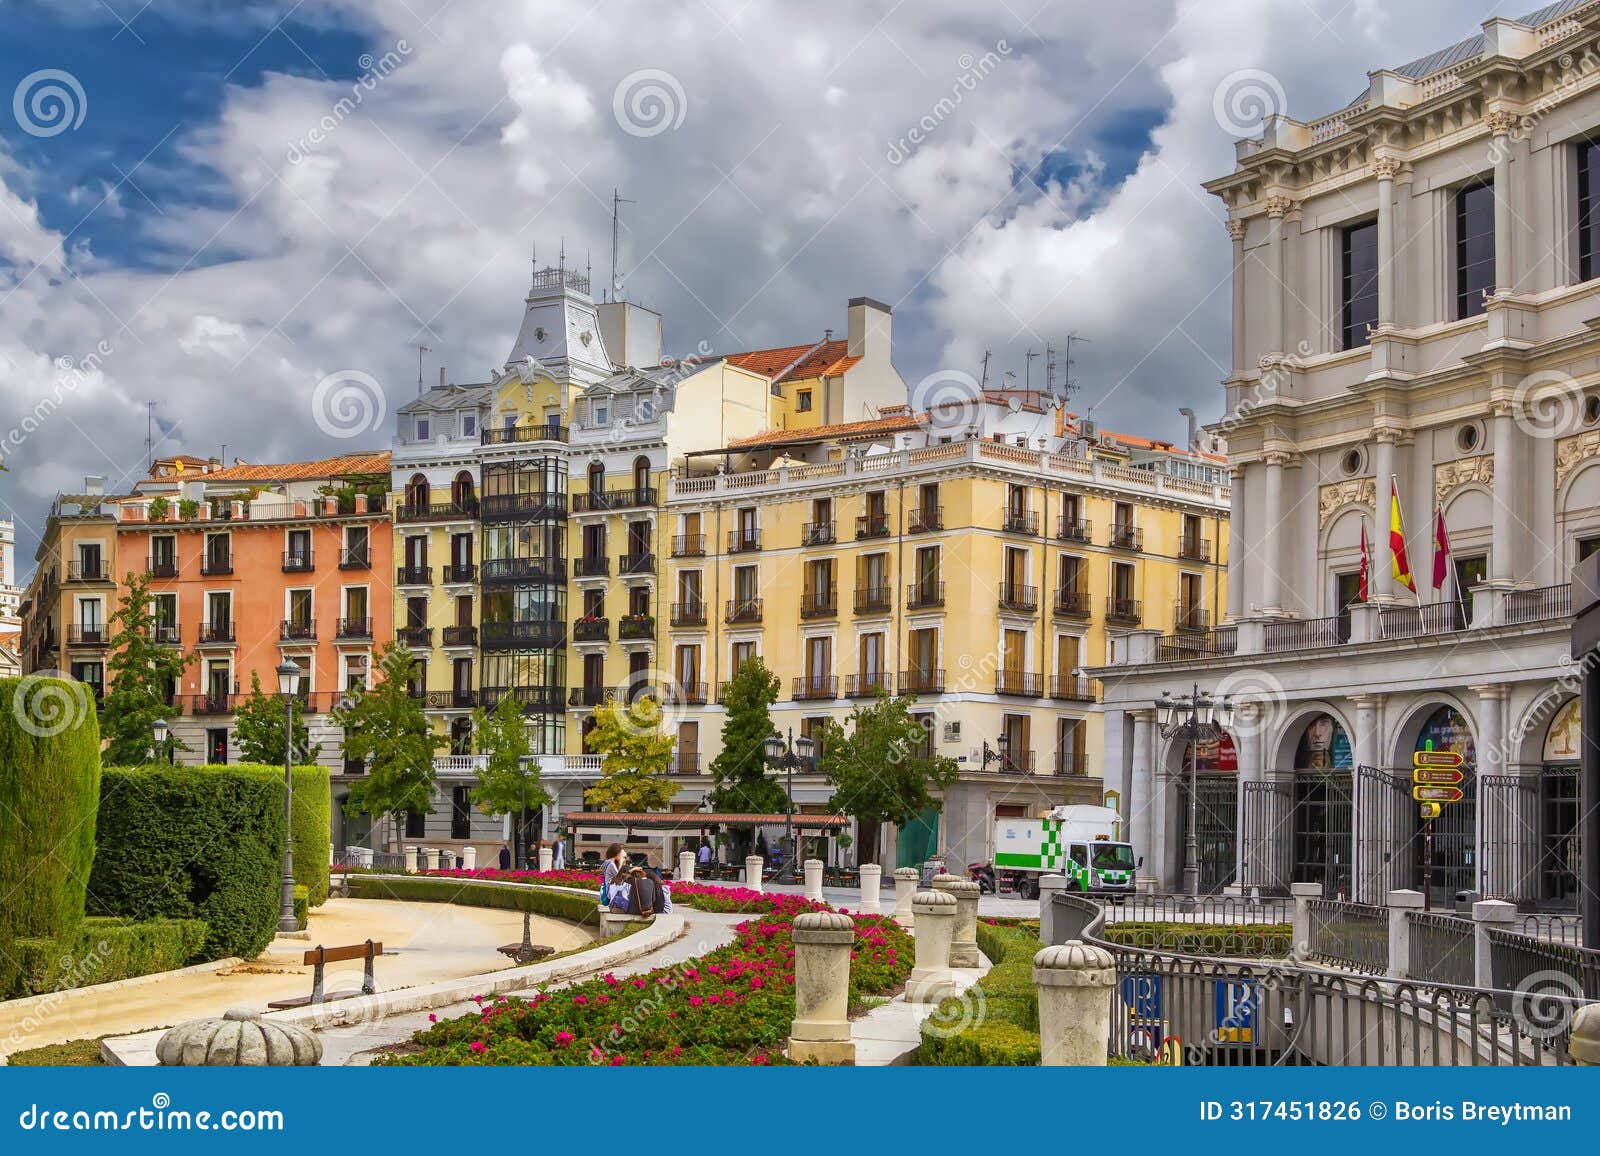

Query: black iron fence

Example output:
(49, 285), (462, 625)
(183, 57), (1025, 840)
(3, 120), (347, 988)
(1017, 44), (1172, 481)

(1406, 912), (1476, 988)
(1305, 899), (1388, 974)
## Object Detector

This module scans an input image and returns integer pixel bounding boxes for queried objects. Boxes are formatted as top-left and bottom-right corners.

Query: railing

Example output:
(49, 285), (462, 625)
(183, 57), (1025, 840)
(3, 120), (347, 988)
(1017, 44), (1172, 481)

(1155, 626), (1237, 661)
(1050, 676), (1097, 702)
(1487, 926), (1600, 1001)
(572, 487), (655, 513)
(394, 625), (429, 647)
(799, 591), (837, 618)
(424, 690), (477, 709)
(618, 552), (655, 576)
(1178, 534), (1211, 561)
(900, 668), (945, 694)
(396, 566), (432, 585)
(397, 500), (478, 523)
(150, 625), (181, 645)
(801, 521), (836, 546)
(573, 617), (610, 642)
(1056, 749), (1089, 776)
(619, 614), (655, 640)
(978, 749), (1035, 774)
(672, 534), (706, 557)
(725, 598), (762, 624)
(998, 584), (1038, 612)
(995, 672), (1044, 697)
(1106, 596), (1142, 623)
(846, 673), (893, 697)
(1305, 899), (1389, 974)
(442, 625), (477, 646)
(1053, 588), (1091, 617)
(337, 617), (374, 639)
(479, 685), (564, 710)
(574, 555), (610, 578)
(854, 585), (893, 614)
(1002, 510), (1039, 535)
(1056, 516), (1091, 543)
(1407, 912), (1477, 988)
(672, 682), (708, 705)
(568, 686), (607, 707)
(338, 549), (369, 570)
(1263, 614), (1348, 651)
(66, 625), (109, 646)
(1380, 599), (1465, 639)
(481, 423), (567, 444)
(182, 693), (234, 716)
(442, 563), (476, 584)
(480, 493), (566, 520)
(908, 506), (943, 533)
(200, 553), (233, 576)
(791, 675), (838, 700)
(727, 529), (762, 553)
(1173, 603), (1209, 631)
(855, 513), (890, 540)
(906, 581), (945, 609)
(148, 556), (179, 578)
(670, 602), (706, 627)
(282, 552), (313, 573)
(1109, 524), (1142, 551)
(670, 754), (701, 776)
(480, 557), (565, 584)
(1504, 583), (1572, 625)
(198, 621), (234, 644)
(479, 620), (564, 649)
(279, 620), (317, 642)
(66, 560), (108, 582)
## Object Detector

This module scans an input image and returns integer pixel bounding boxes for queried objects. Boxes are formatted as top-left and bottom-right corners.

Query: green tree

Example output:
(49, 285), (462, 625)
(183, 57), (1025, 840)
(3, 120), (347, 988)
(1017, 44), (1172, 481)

(818, 691), (959, 865)
(583, 696), (676, 831)
(469, 694), (550, 868)
(707, 657), (786, 814)
(233, 671), (319, 765)
(100, 571), (194, 765)
(332, 643), (443, 851)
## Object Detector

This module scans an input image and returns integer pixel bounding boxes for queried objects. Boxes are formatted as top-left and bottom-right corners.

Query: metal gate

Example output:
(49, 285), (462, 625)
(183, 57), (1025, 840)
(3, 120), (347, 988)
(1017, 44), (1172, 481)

(1426, 770), (1477, 902)
(1291, 770), (1352, 897)
(1539, 766), (1581, 907)
(1241, 779), (1291, 893)
(1176, 774), (1239, 893)
(1480, 773), (1539, 904)
(1354, 765), (1410, 903)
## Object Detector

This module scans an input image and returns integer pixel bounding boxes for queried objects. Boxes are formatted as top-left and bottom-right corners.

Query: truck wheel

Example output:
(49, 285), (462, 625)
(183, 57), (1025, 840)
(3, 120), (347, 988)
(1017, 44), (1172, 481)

(1020, 878), (1039, 901)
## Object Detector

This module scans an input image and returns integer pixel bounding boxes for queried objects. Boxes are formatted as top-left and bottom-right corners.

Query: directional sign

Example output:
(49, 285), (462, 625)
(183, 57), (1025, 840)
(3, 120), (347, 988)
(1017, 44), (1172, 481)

(1419, 802), (1442, 820)
(1412, 785), (1464, 803)
(1412, 768), (1464, 786)
(1413, 750), (1464, 769)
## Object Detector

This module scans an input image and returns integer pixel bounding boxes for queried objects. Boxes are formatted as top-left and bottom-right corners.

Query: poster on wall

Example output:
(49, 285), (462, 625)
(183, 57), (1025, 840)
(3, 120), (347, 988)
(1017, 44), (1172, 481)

(1296, 715), (1353, 770)
(1188, 730), (1238, 771)
(1543, 697), (1580, 763)
(1414, 706), (1477, 765)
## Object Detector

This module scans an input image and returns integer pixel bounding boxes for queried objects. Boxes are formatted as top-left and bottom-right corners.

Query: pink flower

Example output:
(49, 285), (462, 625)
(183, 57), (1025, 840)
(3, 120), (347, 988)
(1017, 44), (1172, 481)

(554, 1031), (575, 1047)
(468, 1041), (487, 1054)
(609, 1055), (625, 1066)
(427, 1014), (437, 1023)
(572, 995), (588, 1006)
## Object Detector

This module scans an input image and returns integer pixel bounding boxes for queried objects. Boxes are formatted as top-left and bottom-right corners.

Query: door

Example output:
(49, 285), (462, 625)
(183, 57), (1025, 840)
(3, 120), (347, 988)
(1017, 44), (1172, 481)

(1002, 627), (1026, 693)
(677, 721), (699, 774)
(406, 535), (428, 571)
(804, 636), (831, 696)
(207, 728), (228, 764)
(859, 632), (885, 692)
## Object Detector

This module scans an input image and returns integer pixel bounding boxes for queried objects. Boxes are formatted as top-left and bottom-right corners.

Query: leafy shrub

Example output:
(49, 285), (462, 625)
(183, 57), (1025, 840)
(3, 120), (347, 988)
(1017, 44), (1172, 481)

(920, 921), (1044, 1065)
(0, 676), (102, 940)
(196, 764), (330, 906)
(89, 765), (285, 960)
(7, 916), (208, 998)
(1101, 922), (1292, 958)
(345, 874), (603, 929)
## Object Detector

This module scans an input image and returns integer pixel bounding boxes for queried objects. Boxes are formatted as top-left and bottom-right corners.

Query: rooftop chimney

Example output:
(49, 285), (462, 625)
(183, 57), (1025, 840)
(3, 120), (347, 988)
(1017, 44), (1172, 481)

(83, 475), (105, 495)
(847, 297), (892, 361)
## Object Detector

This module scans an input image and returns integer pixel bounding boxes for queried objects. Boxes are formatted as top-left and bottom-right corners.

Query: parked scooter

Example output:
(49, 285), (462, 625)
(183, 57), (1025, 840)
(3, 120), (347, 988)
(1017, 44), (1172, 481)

(968, 861), (996, 893)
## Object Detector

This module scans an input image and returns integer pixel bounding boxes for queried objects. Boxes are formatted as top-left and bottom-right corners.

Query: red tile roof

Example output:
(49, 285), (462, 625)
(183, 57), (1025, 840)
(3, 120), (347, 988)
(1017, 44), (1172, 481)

(725, 339), (860, 383)
(728, 411), (923, 449)
(199, 451), (392, 482)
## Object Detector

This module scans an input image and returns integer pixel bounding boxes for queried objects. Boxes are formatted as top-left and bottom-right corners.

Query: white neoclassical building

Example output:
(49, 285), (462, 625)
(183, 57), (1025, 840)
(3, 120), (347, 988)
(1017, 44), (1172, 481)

(1096, 3), (1600, 907)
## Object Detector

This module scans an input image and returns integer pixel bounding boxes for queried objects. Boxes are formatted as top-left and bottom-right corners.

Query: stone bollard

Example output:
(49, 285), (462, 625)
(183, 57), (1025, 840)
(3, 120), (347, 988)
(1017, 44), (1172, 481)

(1384, 889), (1425, 978)
(788, 911), (857, 1065)
(158, 1008), (321, 1066)
(1572, 1004), (1600, 1065)
(858, 864), (882, 914)
(892, 867), (920, 927)
(678, 850), (696, 884)
(1033, 940), (1117, 1066)
(538, 845), (554, 873)
(933, 875), (980, 967)
(1289, 881), (1322, 961)
(1472, 899), (1517, 990)
(803, 858), (824, 902)
(404, 845), (419, 873)
(1038, 874), (1067, 945)
(745, 855), (765, 893)
(906, 891), (959, 1003)
(462, 845), (477, 871)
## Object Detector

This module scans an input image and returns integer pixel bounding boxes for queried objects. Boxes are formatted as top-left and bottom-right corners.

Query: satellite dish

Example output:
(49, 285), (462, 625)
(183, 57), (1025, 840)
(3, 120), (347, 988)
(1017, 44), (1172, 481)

(1007, 396), (1022, 414)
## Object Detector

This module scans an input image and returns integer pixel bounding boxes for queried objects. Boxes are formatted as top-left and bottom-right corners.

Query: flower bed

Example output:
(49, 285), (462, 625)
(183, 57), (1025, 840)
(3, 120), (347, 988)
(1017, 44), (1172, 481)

(378, 911), (912, 1066)
(422, 868), (602, 889)
(418, 868), (822, 917)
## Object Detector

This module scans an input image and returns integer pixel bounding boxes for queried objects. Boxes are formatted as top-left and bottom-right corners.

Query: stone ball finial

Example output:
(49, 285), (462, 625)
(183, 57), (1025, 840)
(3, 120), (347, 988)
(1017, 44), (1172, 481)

(893, 867), (920, 879)
(912, 890), (956, 911)
(932, 876), (979, 894)
(156, 1007), (322, 1067)
(794, 911), (855, 933)
(1033, 940), (1117, 988)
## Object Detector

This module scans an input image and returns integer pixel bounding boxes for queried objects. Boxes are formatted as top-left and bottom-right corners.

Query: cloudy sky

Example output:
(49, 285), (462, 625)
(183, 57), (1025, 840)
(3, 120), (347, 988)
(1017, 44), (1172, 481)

(0, 0), (1520, 566)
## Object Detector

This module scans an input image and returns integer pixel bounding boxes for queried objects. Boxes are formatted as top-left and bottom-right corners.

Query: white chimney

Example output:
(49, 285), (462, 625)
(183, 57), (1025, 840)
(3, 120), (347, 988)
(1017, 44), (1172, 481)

(83, 475), (106, 495)
(846, 297), (892, 361)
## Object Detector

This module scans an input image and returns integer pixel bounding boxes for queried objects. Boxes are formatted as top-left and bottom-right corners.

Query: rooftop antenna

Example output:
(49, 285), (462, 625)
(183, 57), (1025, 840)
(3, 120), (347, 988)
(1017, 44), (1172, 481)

(416, 344), (432, 396)
(611, 188), (636, 302)
(1063, 332), (1090, 401)
(979, 350), (991, 389)
(1044, 344), (1057, 393)
(146, 401), (156, 475)
(1025, 349), (1039, 392)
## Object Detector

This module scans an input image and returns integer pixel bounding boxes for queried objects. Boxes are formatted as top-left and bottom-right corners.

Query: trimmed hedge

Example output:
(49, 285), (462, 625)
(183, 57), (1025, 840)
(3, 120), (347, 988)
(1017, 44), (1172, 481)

(0, 676), (102, 940)
(194, 765), (330, 906)
(345, 874), (603, 930)
(8, 916), (208, 998)
(1101, 922), (1293, 958)
(919, 922), (1044, 1066)
(89, 765), (286, 960)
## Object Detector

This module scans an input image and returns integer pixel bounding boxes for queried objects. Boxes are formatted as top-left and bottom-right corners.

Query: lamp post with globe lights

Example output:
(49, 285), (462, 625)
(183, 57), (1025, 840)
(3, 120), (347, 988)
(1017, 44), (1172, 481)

(276, 661), (302, 934)
(763, 729), (817, 882)
(1157, 685), (1235, 900)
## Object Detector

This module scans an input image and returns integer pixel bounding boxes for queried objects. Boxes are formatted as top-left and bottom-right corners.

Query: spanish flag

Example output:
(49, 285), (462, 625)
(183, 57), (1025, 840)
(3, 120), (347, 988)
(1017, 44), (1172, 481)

(1390, 479), (1416, 594)
(1358, 521), (1370, 602)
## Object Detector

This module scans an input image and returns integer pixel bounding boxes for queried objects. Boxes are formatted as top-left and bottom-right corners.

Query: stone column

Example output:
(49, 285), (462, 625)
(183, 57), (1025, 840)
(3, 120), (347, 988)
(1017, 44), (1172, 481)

(1227, 219), (1248, 373)
(1372, 432), (1398, 603)
(1385, 888), (1425, 979)
(788, 911), (856, 1065)
(462, 845), (477, 871)
(1259, 451), (1287, 614)
(678, 850), (696, 884)
(1232, 703), (1263, 889)
(1350, 692), (1384, 903)
(1290, 881), (1322, 962)
(1473, 684), (1506, 899)
(1033, 941), (1117, 1066)
(1038, 874), (1067, 945)
(745, 855), (765, 893)
(892, 867), (919, 927)
(1489, 110), (1517, 293)
(1572, 1004), (1600, 1065)
(404, 846), (418, 873)
(1226, 466), (1246, 620)
(1473, 899), (1517, 990)
(803, 858), (824, 902)
(1129, 710), (1155, 892)
(933, 875), (980, 968)
(858, 863), (882, 913)
(906, 891), (958, 1003)
(1264, 195), (1292, 357)
(538, 845), (553, 873)
(1490, 403), (1519, 585)
(1374, 156), (1399, 327)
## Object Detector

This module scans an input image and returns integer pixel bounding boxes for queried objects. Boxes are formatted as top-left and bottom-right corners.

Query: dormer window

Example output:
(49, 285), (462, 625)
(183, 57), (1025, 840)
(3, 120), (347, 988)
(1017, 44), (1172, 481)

(460, 412), (477, 438)
(415, 416), (431, 441)
(594, 402), (610, 425)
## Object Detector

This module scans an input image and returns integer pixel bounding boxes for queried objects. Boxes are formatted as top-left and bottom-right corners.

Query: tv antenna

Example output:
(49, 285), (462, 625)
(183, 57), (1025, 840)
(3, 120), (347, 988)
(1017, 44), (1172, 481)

(978, 350), (991, 390)
(1063, 332), (1090, 400)
(611, 188), (636, 301)
(1025, 349), (1039, 392)
(416, 344), (432, 396)
(1044, 344), (1057, 393)
(146, 401), (156, 475)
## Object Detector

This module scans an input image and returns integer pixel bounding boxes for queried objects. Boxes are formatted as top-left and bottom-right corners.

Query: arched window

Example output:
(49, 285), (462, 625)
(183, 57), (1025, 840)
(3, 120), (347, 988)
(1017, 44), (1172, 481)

(451, 470), (476, 510)
(405, 473), (429, 514)
(632, 455), (651, 494)
(587, 461), (606, 498)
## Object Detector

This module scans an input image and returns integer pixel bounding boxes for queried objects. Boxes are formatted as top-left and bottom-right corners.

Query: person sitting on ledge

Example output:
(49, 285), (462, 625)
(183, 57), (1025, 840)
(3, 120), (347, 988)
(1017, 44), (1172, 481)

(627, 867), (661, 916)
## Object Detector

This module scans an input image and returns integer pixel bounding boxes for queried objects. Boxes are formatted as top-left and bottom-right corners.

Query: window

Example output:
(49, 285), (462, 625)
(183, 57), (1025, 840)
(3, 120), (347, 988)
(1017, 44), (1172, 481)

(460, 411), (477, 438)
(1059, 554), (1084, 592)
(405, 810), (427, 838)
(796, 390), (812, 412)
(1579, 536), (1600, 563)
(1454, 553), (1487, 622)
(153, 592), (177, 632)
(287, 589), (312, 629)
(287, 528), (311, 566)
(1456, 181), (1495, 319)
(416, 416), (431, 441)
(733, 564), (758, 604)
(71, 661), (104, 701)
(731, 640), (756, 672)
(1341, 219), (1379, 349)
(451, 786), (472, 839)
(150, 534), (176, 572)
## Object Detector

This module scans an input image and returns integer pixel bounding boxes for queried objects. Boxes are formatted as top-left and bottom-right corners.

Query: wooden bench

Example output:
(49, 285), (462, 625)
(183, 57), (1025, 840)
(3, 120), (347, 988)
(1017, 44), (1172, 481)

(266, 940), (383, 1010)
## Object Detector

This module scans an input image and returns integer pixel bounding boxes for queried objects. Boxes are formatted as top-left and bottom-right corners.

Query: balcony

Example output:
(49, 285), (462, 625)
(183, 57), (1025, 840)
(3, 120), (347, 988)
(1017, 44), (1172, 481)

(906, 581), (945, 610)
(396, 565), (433, 586)
(334, 617), (371, 640)
(671, 682), (709, 705)
(846, 672), (893, 697)
(1173, 603), (1210, 632)
(481, 423), (567, 445)
(148, 556), (179, 578)
(480, 557), (565, 585)
(479, 685), (564, 711)
(568, 686), (608, 707)
(573, 617), (610, 642)
(279, 620), (317, 643)
(573, 487), (655, 513)
(442, 625), (478, 647)
(397, 500), (478, 523)
(1109, 524), (1143, 551)
(1051, 676), (1098, 703)
(995, 672), (1044, 697)
(481, 493), (567, 521)
(1002, 510), (1039, 536)
(792, 675), (838, 701)
(618, 614), (655, 640)
(186, 693), (234, 716)
(574, 555), (610, 578)
(899, 668), (945, 694)
(855, 513), (890, 540)
(618, 552), (655, 576)
(669, 754), (701, 776)
(670, 601), (707, 627)
(199, 621), (235, 644)
(908, 506), (943, 533)
(799, 590), (837, 619)
(854, 585), (892, 614)
(725, 597), (763, 624)
(1056, 516), (1092, 544)
(67, 624), (109, 646)
(282, 551), (314, 573)
(801, 521), (836, 546)
(980, 749), (1036, 774)
(1106, 597), (1142, 624)
(1054, 588), (1091, 617)
(998, 584), (1038, 613)
(200, 553), (233, 576)
(442, 563), (477, 584)
(672, 534), (706, 557)
(479, 620), (565, 649)
(1178, 534), (1212, 562)
(1056, 749), (1089, 776)
(339, 549), (370, 570)
(727, 529), (762, 553)
(150, 624), (181, 646)
(66, 560), (109, 582)
(398, 625), (433, 648)
(424, 690), (478, 709)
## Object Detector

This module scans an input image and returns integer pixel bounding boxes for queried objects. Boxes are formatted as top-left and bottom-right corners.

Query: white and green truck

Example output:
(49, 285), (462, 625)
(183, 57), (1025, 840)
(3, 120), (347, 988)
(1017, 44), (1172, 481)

(991, 805), (1138, 900)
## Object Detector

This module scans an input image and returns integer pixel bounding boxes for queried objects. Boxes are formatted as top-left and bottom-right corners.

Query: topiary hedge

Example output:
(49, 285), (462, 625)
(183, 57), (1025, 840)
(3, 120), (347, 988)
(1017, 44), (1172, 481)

(0, 675), (102, 940)
(919, 921), (1044, 1065)
(7, 916), (208, 998)
(1101, 921), (1293, 958)
(345, 874), (602, 929)
(195, 764), (331, 906)
(88, 765), (286, 960)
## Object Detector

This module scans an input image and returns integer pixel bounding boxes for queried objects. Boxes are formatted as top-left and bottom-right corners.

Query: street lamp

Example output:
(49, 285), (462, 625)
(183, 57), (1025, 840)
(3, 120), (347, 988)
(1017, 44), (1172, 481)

(763, 729), (817, 882)
(980, 732), (1013, 773)
(276, 661), (302, 934)
(151, 717), (168, 765)
(1156, 685), (1235, 900)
